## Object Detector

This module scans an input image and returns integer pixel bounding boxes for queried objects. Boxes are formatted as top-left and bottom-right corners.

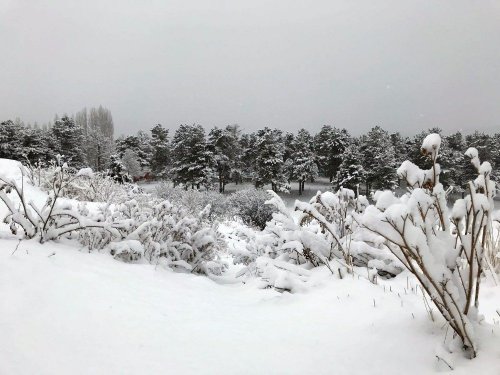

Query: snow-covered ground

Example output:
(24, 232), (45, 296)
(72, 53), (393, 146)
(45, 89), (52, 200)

(1, 236), (499, 375)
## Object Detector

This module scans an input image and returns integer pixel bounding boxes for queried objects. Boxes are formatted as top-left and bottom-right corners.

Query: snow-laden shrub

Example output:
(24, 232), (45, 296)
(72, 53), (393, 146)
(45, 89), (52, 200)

(22, 157), (139, 204)
(79, 197), (226, 275)
(63, 172), (140, 203)
(225, 188), (276, 229)
(0, 162), (121, 242)
(155, 183), (228, 220)
(0, 160), (225, 276)
(301, 189), (400, 275)
(155, 184), (276, 228)
(360, 134), (496, 358)
(232, 188), (400, 292)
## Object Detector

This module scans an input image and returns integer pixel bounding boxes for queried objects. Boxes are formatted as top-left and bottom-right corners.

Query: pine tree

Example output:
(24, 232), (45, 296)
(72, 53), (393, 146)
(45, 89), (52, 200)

(445, 131), (469, 194)
(289, 129), (318, 195)
(0, 120), (24, 160)
(225, 125), (244, 184)
(489, 132), (500, 181)
(466, 132), (491, 159)
(171, 124), (214, 189)
(334, 143), (366, 192)
(136, 131), (153, 169)
(51, 115), (86, 168)
(239, 132), (258, 183)
(115, 132), (151, 170)
(21, 127), (53, 164)
(115, 135), (139, 157)
(360, 126), (397, 193)
(150, 124), (170, 176)
(254, 127), (288, 192)
(283, 132), (295, 162)
(390, 132), (410, 165)
(208, 125), (242, 193)
(108, 154), (131, 183)
(314, 125), (350, 182)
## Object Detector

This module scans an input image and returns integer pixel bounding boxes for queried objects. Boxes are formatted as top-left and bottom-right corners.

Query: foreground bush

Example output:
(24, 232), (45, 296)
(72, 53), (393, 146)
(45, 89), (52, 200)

(361, 134), (495, 358)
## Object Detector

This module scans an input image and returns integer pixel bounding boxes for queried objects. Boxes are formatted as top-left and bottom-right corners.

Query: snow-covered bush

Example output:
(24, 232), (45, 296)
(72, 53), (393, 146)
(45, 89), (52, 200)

(21, 156), (139, 204)
(0, 160), (225, 276)
(266, 191), (338, 269)
(232, 187), (400, 292)
(225, 222), (276, 266)
(79, 197), (226, 275)
(225, 188), (276, 229)
(295, 188), (400, 276)
(0, 162), (121, 242)
(65, 172), (140, 203)
(155, 183), (228, 220)
(360, 134), (496, 358)
(155, 184), (276, 228)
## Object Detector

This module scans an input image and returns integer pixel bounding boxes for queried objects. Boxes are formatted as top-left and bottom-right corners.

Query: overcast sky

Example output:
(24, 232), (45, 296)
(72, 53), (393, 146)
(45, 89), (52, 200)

(1, 0), (499, 136)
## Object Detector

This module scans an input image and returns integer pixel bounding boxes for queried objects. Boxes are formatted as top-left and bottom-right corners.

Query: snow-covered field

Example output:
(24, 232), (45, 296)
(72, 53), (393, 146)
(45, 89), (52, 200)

(1, 235), (499, 375)
(1, 158), (500, 375)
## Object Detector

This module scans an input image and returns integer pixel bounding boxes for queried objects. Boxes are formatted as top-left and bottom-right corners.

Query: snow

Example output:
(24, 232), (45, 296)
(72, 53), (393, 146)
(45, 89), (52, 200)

(373, 190), (399, 211)
(76, 167), (94, 178)
(1, 237), (499, 375)
(0, 158), (25, 181)
(452, 198), (467, 220)
(421, 133), (441, 157)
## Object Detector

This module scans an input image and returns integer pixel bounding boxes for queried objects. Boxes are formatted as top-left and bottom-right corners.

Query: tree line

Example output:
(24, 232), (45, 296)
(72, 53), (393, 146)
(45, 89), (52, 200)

(1, 111), (499, 195)
(0, 106), (114, 173)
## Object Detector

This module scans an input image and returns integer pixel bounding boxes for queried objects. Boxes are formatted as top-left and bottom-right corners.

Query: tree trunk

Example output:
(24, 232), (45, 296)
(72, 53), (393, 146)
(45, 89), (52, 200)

(97, 144), (101, 171)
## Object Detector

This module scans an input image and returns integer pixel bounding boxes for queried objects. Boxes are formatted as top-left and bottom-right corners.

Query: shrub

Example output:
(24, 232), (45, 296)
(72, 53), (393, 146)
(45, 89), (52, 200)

(361, 134), (496, 358)
(0, 161), (225, 276)
(155, 183), (228, 221)
(226, 188), (276, 229)
(155, 184), (276, 229)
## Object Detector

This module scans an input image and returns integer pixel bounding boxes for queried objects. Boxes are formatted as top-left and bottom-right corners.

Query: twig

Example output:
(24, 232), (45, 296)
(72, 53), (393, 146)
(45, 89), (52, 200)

(11, 239), (22, 255)
(435, 355), (454, 370)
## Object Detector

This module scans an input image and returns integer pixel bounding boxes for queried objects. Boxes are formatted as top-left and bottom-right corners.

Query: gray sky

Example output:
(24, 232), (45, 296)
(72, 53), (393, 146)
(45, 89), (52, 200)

(1, 0), (499, 136)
